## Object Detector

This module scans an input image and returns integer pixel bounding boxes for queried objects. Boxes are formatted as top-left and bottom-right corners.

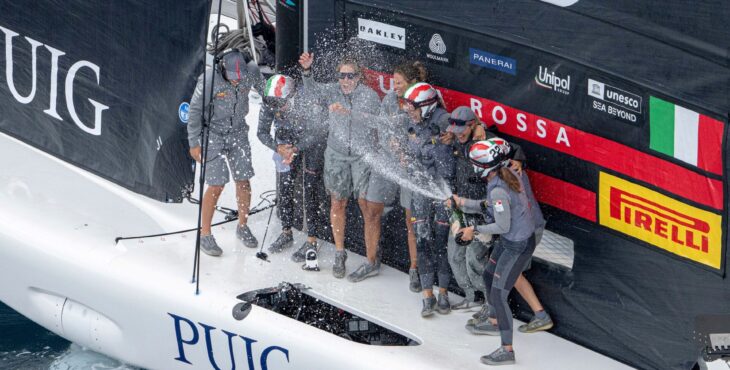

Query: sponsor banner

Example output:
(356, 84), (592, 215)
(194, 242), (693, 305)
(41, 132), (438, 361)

(535, 65), (571, 95)
(357, 18), (405, 49)
(587, 78), (643, 124)
(362, 68), (724, 211)
(423, 32), (454, 66)
(649, 96), (724, 175)
(436, 85), (724, 211)
(469, 48), (517, 75)
(599, 172), (723, 269)
(0, 1), (206, 202)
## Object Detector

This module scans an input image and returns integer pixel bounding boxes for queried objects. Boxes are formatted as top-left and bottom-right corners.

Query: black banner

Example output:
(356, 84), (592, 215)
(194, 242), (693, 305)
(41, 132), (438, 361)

(306, 1), (730, 369)
(0, 1), (210, 202)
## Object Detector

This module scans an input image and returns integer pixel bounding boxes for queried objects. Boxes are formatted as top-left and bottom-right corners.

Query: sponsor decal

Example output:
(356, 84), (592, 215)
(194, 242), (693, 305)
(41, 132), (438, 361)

(469, 48), (516, 75)
(425, 33), (450, 64)
(649, 96), (724, 175)
(587, 78), (642, 123)
(178, 102), (190, 124)
(535, 66), (570, 95)
(169, 313), (290, 368)
(362, 69), (724, 210)
(357, 18), (405, 49)
(540, 0), (580, 6)
(599, 172), (722, 269)
(278, 0), (296, 9)
(0, 24), (109, 136)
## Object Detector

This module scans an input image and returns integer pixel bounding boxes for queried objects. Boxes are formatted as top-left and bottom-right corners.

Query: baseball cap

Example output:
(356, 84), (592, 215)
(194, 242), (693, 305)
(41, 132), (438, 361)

(447, 106), (477, 134)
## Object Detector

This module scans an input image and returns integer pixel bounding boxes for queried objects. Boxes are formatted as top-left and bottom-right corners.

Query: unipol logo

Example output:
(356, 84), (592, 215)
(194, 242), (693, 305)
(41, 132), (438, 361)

(0, 25), (109, 136)
(535, 66), (570, 95)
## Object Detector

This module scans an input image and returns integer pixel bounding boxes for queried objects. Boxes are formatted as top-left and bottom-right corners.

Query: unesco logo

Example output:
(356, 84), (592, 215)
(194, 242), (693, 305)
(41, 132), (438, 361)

(428, 33), (446, 55)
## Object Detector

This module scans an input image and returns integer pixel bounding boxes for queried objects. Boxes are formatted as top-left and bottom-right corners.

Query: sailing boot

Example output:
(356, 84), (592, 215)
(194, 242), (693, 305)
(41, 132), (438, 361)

(268, 230), (294, 253)
(421, 297), (437, 317)
(518, 312), (554, 333)
(437, 293), (451, 314)
(292, 240), (318, 263)
(409, 268), (422, 293)
(200, 235), (223, 257)
(332, 250), (347, 279)
(480, 347), (515, 366)
(467, 318), (500, 335)
(347, 261), (380, 282)
(236, 224), (258, 248)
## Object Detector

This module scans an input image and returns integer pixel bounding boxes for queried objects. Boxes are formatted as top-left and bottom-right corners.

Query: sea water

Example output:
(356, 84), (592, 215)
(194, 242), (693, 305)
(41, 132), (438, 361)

(0, 303), (139, 370)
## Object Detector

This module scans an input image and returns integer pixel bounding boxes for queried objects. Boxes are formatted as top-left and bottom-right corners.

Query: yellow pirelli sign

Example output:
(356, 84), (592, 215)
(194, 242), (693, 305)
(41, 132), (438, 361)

(599, 172), (723, 269)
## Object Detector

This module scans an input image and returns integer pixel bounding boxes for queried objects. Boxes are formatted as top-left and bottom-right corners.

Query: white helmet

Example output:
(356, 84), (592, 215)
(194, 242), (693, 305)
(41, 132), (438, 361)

(264, 74), (295, 99)
(403, 82), (439, 118)
(468, 138), (512, 177)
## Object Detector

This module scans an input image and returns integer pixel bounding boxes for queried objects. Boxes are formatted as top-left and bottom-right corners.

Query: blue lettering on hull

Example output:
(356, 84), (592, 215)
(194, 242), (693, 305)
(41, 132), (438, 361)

(169, 312), (290, 369)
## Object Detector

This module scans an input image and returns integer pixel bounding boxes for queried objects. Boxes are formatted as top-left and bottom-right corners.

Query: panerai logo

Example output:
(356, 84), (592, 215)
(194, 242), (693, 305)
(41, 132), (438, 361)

(0, 24), (109, 135)
(357, 18), (405, 49)
(469, 48), (516, 75)
(535, 66), (571, 95)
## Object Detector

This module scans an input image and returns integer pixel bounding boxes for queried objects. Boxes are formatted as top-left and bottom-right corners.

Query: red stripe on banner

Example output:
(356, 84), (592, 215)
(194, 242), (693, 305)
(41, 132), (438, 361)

(362, 69), (724, 210)
(697, 114), (724, 175)
(528, 170), (597, 222)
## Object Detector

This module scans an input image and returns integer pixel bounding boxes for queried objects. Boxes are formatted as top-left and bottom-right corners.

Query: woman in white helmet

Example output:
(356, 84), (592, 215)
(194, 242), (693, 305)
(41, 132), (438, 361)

(400, 81), (456, 317)
(450, 137), (545, 366)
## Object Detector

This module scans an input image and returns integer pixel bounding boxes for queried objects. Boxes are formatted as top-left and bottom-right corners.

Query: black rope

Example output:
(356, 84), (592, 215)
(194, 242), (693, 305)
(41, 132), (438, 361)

(193, 0), (225, 295)
(113, 191), (276, 244)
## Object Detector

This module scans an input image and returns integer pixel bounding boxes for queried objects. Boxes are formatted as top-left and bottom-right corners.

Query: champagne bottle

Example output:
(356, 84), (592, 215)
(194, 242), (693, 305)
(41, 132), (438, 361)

(449, 197), (472, 246)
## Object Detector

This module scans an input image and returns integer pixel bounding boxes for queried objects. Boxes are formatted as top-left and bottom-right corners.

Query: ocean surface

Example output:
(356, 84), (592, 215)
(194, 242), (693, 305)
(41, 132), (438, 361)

(0, 302), (137, 370)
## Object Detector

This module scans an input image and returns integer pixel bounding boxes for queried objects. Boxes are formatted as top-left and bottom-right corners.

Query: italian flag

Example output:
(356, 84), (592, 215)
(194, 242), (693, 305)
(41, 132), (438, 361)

(649, 96), (724, 175)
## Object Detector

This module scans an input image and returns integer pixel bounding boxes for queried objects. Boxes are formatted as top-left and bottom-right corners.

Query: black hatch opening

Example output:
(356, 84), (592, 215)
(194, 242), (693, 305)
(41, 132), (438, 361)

(234, 282), (419, 346)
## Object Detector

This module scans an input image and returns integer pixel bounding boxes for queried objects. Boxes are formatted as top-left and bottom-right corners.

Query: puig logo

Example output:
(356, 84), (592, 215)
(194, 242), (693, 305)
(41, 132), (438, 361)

(0, 24), (109, 136)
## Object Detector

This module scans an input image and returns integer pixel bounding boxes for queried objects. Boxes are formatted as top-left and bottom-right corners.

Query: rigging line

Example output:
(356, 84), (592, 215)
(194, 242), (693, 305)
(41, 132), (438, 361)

(193, 0), (226, 295)
(113, 194), (276, 244)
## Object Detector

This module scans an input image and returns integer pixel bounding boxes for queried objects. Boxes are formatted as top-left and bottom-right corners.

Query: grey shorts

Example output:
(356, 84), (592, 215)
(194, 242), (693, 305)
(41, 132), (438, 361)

(399, 186), (412, 210)
(364, 172), (398, 205)
(204, 132), (254, 186)
(323, 147), (370, 199)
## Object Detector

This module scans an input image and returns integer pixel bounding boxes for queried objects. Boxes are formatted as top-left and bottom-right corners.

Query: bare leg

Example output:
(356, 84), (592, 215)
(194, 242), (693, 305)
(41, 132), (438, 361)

(405, 208), (417, 269)
(514, 274), (544, 313)
(423, 288), (434, 298)
(201, 185), (224, 235)
(330, 195), (348, 251)
(359, 199), (384, 264)
(234, 180), (251, 227)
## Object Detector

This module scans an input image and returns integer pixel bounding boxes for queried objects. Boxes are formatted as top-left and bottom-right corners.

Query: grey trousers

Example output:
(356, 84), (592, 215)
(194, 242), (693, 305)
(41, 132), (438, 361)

(447, 238), (489, 302)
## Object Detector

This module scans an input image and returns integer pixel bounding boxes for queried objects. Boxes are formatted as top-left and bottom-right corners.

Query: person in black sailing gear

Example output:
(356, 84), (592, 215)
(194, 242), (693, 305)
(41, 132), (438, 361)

(298, 52), (381, 279)
(257, 74), (328, 258)
(187, 49), (265, 256)
(401, 82), (455, 317)
(450, 137), (545, 366)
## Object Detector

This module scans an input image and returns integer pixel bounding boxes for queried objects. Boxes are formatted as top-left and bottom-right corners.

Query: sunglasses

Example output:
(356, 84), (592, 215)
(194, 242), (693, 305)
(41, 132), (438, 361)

(448, 118), (470, 126)
(398, 97), (416, 107)
(338, 72), (358, 80)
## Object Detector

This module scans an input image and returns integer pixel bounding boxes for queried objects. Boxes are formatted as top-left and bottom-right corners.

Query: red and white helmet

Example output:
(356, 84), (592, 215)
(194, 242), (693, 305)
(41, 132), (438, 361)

(264, 74), (295, 99)
(468, 138), (512, 177)
(403, 82), (439, 118)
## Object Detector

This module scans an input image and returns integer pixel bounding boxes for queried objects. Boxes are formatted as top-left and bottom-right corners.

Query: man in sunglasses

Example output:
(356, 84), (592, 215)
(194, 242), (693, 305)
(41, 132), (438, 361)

(299, 52), (381, 279)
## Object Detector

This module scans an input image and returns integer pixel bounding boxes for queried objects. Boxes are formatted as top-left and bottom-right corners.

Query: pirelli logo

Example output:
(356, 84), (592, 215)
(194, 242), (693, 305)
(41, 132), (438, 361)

(599, 172), (722, 269)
